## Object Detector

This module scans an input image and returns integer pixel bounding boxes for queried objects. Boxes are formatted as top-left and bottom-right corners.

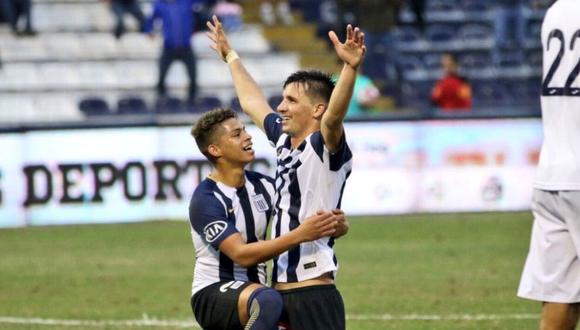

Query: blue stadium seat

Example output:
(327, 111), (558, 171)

(395, 26), (422, 44)
(230, 97), (242, 112)
(423, 53), (442, 70)
(426, 25), (456, 43)
(399, 55), (426, 72)
(117, 96), (149, 115)
(427, 0), (459, 12)
(460, 0), (494, 12)
(155, 96), (185, 114)
(497, 51), (525, 67)
(459, 53), (492, 70)
(472, 80), (508, 106)
(458, 23), (493, 41)
(268, 94), (283, 110)
(78, 97), (111, 116)
(191, 96), (223, 113)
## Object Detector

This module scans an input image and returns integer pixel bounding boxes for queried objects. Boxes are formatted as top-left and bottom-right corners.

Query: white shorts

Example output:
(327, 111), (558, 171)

(517, 189), (580, 303)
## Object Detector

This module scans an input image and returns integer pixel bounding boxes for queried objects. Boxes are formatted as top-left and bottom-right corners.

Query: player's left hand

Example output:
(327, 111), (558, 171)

(330, 209), (349, 239)
(328, 24), (366, 69)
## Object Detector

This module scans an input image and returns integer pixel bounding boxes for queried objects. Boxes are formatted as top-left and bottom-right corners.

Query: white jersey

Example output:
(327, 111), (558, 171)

(534, 0), (580, 190)
(264, 113), (353, 283)
(188, 171), (275, 295)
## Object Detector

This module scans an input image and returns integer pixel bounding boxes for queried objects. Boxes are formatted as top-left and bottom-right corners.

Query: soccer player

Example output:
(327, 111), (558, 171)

(189, 108), (347, 329)
(517, 0), (580, 329)
(206, 15), (365, 329)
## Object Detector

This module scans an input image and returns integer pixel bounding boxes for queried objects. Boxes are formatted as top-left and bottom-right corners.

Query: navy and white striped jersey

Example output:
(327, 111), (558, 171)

(264, 113), (353, 283)
(188, 171), (275, 296)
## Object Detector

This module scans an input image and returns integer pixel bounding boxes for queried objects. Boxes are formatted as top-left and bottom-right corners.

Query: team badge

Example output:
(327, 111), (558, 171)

(252, 194), (269, 212)
(203, 220), (227, 243)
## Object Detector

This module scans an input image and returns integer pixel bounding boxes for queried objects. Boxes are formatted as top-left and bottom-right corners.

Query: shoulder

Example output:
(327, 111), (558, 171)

(245, 170), (275, 188)
(190, 179), (223, 212)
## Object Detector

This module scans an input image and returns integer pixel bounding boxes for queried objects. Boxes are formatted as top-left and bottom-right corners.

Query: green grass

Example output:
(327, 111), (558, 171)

(0, 212), (540, 329)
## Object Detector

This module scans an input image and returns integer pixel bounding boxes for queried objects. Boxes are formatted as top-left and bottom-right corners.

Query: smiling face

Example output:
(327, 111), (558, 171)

(276, 82), (324, 139)
(212, 118), (255, 166)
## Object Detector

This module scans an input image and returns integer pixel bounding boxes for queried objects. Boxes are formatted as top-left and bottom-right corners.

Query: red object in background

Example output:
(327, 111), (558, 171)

(431, 74), (473, 111)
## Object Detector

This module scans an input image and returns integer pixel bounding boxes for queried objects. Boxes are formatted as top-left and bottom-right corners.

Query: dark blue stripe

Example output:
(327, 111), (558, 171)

(210, 183), (236, 282)
(329, 134), (352, 171)
(310, 132), (325, 163)
(236, 186), (259, 283)
(285, 160), (303, 282)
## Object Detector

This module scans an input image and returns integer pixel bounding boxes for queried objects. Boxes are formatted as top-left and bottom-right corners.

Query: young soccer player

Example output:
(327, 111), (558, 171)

(207, 16), (365, 329)
(517, 0), (580, 329)
(188, 108), (347, 329)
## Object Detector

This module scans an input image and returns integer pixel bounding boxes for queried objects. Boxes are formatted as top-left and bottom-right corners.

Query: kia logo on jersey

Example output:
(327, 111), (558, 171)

(203, 221), (228, 243)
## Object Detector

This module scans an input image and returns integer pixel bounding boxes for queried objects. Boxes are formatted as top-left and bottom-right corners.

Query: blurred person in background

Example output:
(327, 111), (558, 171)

(259, 0), (293, 26)
(144, 0), (207, 103)
(517, 0), (580, 329)
(212, 0), (243, 32)
(188, 107), (347, 329)
(493, 0), (526, 63)
(345, 72), (381, 119)
(430, 53), (472, 112)
(105, 0), (146, 39)
(0, 0), (36, 36)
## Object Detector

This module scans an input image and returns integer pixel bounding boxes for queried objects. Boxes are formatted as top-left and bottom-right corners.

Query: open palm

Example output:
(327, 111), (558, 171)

(329, 25), (366, 69)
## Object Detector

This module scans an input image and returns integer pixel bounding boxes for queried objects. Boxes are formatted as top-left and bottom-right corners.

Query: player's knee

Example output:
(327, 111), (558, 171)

(246, 287), (283, 330)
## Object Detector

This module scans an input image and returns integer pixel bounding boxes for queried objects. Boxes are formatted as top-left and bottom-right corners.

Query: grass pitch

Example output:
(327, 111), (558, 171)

(0, 212), (539, 329)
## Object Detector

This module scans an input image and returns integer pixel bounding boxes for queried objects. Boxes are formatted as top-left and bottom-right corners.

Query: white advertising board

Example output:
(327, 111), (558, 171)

(0, 119), (543, 227)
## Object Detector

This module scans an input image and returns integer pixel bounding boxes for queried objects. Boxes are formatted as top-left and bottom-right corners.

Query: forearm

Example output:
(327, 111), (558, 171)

(228, 58), (271, 131)
(231, 230), (302, 267)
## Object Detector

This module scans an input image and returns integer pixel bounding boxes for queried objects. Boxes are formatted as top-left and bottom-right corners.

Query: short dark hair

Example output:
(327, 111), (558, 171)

(191, 108), (237, 163)
(283, 70), (335, 104)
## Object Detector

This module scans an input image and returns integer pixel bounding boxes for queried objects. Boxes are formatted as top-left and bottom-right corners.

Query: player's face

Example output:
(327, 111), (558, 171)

(277, 82), (317, 137)
(215, 118), (255, 165)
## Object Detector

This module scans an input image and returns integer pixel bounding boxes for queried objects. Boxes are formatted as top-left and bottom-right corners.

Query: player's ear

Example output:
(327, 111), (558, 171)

(313, 103), (326, 119)
(207, 144), (222, 159)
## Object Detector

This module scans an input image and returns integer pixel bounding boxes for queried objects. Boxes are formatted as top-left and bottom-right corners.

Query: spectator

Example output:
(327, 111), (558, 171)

(431, 53), (472, 111)
(346, 73), (381, 118)
(493, 0), (526, 63)
(212, 0), (243, 32)
(145, 0), (206, 102)
(259, 0), (293, 26)
(105, 0), (146, 39)
(0, 0), (36, 36)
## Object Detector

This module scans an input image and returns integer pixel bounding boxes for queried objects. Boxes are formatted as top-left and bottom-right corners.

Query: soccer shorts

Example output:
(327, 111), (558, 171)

(277, 284), (345, 330)
(191, 281), (253, 330)
(518, 189), (580, 303)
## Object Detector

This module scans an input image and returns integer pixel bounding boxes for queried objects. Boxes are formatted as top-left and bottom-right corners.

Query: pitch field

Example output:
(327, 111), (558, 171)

(0, 212), (539, 329)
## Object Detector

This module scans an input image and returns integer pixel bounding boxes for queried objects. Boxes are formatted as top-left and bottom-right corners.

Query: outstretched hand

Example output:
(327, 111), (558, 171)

(328, 24), (366, 69)
(206, 15), (232, 61)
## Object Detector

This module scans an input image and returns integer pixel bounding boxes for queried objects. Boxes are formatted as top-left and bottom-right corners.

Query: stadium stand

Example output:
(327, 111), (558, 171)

(0, 0), (547, 126)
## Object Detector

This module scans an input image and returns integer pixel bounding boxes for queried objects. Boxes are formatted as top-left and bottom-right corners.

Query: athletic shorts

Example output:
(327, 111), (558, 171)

(277, 284), (345, 330)
(518, 189), (580, 303)
(191, 281), (253, 330)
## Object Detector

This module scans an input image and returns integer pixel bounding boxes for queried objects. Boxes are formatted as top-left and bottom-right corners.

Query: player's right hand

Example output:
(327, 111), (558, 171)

(206, 15), (232, 62)
(297, 212), (337, 242)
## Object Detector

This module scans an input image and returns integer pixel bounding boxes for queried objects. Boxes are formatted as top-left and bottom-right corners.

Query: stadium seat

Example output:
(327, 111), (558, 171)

(268, 94), (283, 110)
(155, 96), (186, 114)
(460, 0), (494, 12)
(78, 97), (111, 116)
(426, 25), (456, 43)
(230, 97), (242, 112)
(191, 96), (223, 113)
(459, 53), (492, 70)
(458, 24), (493, 42)
(427, 0), (459, 12)
(117, 96), (149, 115)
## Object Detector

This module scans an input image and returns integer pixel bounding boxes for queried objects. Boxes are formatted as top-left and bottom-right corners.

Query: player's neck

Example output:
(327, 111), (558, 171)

(290, 126), (318, 149)
(209, 165), (245, 188)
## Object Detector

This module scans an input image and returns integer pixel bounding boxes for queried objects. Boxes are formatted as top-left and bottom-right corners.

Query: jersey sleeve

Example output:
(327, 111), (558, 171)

(310, 130), (353, 171)
(263, 113), (283, 145)
(189, 191), (239, 250)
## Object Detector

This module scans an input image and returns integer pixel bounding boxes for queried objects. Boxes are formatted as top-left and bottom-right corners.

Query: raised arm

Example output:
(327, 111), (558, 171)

(206, 15), (273, 132)
(218, 212), (338, 267)
(322, 25), (366, 152)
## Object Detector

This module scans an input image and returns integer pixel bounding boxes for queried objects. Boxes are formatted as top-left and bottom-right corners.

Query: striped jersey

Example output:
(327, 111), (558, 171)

(188, 171), (275, 296)
(534, 0), (580, 190)
(264, 113), (353, 283)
